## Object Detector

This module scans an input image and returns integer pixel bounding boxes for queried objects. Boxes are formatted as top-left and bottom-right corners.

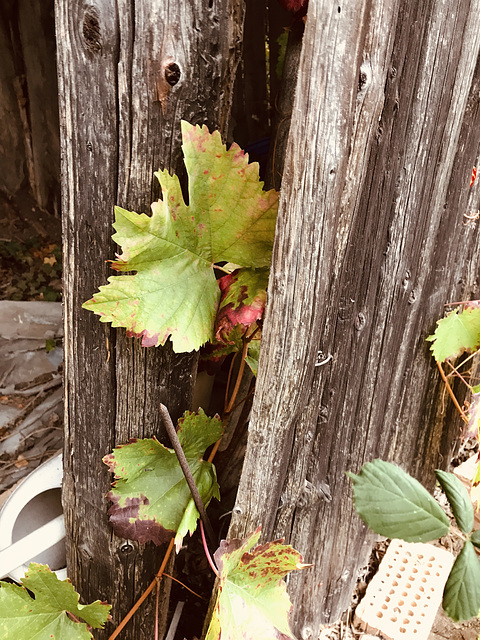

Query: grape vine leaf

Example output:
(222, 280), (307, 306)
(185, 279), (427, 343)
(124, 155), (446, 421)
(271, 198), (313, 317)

(442, 541), (480, 622)
(83, 121), (278, 353)
(426, 307), (480, 363)
(0, 563), (111, 640)
(205, 528), (311, 640)
(348, 460), (450, 542)
(103, 409), (222, 550)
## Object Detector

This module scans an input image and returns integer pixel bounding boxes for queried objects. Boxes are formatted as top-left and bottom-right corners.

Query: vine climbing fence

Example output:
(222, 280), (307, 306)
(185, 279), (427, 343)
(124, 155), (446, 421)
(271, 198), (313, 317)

(54, 0), (480, 639)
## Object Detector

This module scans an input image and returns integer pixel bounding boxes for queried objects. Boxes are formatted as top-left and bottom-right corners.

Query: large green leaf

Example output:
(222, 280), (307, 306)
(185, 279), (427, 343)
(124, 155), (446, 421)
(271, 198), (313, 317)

(426, 306), (480, 363)
(348, 460), (450, 542)
(205, 529), (310, 640)
(103, 409), (222, 550)
(0, 563), (111, 640)
(435, 470), (474, 534)
(83, 121), (278, 353)
(443, 541), (480, 621)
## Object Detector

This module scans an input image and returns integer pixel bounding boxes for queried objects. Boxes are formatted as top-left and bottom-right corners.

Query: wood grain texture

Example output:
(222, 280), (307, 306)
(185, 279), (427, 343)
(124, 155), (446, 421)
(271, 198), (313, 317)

(229, 0), (480, 635)
(55, 1), (244, 637)
(0, 0), (59, 213)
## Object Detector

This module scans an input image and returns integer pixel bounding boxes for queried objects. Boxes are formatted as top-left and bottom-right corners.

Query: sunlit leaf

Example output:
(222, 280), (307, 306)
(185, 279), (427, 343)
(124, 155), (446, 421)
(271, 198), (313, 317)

(205, 529), (311, 640)
(426, 307), (480, 363)
(0, 563), (110, 640)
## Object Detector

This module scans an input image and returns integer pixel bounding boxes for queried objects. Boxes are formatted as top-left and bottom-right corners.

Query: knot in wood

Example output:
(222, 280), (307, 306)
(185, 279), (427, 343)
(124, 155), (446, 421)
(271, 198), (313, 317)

(82, 7), (102, 54)
(354, 312), (366, 331)
(164, 62), (181, 86)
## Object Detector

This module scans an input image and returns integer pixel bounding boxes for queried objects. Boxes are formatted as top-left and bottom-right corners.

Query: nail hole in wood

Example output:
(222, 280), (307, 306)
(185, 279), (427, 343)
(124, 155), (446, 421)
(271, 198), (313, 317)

(165, 62), (181, 86)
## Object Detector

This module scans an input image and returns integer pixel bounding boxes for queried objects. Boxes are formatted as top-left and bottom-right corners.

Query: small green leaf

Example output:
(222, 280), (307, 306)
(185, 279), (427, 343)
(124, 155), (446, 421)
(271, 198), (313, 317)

(435, 470), (474, 534)
(205, 529), (310, 640)
(471, 530), (480, 549)
(443, 541), (480, 622)
(348, 460), (450, 542)
(103, 409), (222, 549)
(245, 339), (261, 376)
(472, 384), (480, 394)
(426, 307), (480, 363)
(0, 563), (111, 639)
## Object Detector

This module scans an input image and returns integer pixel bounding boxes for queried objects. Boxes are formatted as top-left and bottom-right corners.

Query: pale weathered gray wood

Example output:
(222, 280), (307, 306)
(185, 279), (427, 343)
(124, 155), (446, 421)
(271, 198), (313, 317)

(56, 1), (244, 637)
(229, 0), (480, 635)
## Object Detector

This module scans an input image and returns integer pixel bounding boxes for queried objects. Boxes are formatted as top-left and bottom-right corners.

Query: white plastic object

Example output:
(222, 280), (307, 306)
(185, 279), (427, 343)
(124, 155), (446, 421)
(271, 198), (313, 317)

(355, 539), (454, 640)
(0, 514), (65, 579)
(0, 453), (66, 582)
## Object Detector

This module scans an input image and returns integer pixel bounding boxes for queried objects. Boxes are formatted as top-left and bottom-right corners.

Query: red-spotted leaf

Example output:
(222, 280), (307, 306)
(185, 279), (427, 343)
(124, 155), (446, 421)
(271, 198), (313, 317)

(205, 528), (311, 640)
(0, 563), (111, 639)
(426, 307), (480, 363)
(214, 268), (268, 343)
(83, 122), (278, 353)
(103, 409), (222, 550)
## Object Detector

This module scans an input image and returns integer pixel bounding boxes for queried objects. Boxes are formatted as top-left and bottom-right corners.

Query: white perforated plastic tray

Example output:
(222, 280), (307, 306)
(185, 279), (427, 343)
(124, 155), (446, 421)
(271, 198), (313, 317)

(354, 539), (454, 640)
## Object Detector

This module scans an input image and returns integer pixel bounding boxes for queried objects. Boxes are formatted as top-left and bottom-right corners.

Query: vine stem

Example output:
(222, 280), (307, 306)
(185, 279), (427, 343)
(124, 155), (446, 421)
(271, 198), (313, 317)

(159, 403), (217, 548)
(437, 361), (469, 424)
(445, 360), (472, 390)
(154, 579), (160, 640)
(200, 519), (219, 577)
(108, 348), (252, 638)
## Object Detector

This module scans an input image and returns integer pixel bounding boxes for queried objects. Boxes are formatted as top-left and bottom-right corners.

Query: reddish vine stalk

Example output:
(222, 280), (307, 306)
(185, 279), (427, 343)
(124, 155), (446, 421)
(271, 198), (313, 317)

(108, 336), (253, 638)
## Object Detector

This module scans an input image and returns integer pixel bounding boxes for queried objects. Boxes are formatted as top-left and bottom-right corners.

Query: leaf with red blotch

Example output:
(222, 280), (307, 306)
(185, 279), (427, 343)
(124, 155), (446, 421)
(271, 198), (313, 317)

(103, 409), (222, 550)
(214, 268), (268, 343)
(83, 121), (278, 353)
(205, 528), (311, 640)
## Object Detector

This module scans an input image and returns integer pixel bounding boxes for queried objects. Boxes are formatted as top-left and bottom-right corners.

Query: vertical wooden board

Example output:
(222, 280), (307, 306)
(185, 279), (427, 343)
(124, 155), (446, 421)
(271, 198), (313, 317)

(17, 0), (60, 213)
(55, 1), (244, 638)
(229, 0), (480, 635)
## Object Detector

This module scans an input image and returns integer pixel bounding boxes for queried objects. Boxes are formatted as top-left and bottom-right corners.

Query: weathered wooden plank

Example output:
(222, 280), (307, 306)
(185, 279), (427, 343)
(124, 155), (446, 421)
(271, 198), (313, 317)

(55, 1), (244, 637)
(229, 0), (480, 635)
(0, 0), (59, 214)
